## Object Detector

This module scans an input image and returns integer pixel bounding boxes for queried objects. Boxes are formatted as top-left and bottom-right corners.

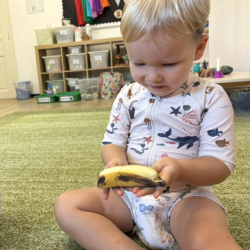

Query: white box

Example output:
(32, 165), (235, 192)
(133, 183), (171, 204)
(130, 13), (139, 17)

(34, 28), (56, 45)
(68, 46), (83, 54)
(55, 25), (76, 44)
(66, 78), (80, 92)
(42, 55), (62, 72)
(88, 50), (109, 69)
(66, 53), (86, 70)
(78, 78), (99, 100)
(46, 79), (64, 93)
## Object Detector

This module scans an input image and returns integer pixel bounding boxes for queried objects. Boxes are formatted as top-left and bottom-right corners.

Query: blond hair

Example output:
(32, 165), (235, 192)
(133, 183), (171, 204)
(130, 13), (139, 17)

(120, 0), (210, 43)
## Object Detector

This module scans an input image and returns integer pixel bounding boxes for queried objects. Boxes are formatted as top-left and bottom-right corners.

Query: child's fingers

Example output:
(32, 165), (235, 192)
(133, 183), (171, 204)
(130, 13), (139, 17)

(113, 187), (124, 196)
(132, 187), (144, 193)
(153, 186), (166, 198)
(103, 189), (110, 200)
(134, 187), (156, 197)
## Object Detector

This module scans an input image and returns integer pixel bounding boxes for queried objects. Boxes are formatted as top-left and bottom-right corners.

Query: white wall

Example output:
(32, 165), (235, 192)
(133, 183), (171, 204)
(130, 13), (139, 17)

(8, 0), (62, 94)
(8, 0), (121, 94)
(9, 0), (249, 94)
(209, 0), (250, 71)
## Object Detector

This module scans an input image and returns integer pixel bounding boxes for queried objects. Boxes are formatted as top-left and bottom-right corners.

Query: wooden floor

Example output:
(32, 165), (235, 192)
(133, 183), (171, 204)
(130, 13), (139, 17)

(0, 98), (114, 118)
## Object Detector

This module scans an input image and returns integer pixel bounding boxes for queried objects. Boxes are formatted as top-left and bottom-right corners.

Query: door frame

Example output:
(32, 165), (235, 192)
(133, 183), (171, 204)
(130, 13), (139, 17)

(0, 0), (19, 99)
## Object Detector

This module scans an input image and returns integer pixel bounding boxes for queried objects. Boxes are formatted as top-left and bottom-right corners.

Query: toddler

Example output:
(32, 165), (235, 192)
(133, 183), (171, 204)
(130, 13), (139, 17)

(55, 0), (243, 249)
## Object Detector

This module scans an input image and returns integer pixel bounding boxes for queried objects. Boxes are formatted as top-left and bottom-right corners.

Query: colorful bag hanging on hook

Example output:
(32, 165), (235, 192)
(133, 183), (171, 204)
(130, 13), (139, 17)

(98, 72), (124, 99)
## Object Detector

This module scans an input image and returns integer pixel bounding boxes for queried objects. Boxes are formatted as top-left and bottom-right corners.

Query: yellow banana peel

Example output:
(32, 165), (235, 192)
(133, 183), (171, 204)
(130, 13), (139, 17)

(97, 165), (165, 189)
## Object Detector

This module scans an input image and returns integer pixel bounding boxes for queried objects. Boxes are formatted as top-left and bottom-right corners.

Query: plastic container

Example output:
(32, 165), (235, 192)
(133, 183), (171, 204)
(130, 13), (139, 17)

(66, 53), (86, 70)
(55, 25), (76, 44)
(66, 78), (80, 92)
(88, 50), (109, 69)
(227, 91), (250, 110)
(78, 78), (99, 100)
(42, 55), (62, 72)
(13, 81), (31, 100)
(74, 27), (84, 42)
(34, 28), (56, 45)
(56, 92), (81, 102)
(46, 79), (64, 93)
(68, 46), (83, 54)
(34, 94), (58, 104)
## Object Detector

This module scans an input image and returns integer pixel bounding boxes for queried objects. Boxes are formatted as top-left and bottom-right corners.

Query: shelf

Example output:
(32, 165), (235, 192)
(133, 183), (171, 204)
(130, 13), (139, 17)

(113, 65), (130, 69)
(41, 71), (64, 75)
(64, 69), (87, 73)
(35, 37), (132, 94)
(88, 67), (112, 71)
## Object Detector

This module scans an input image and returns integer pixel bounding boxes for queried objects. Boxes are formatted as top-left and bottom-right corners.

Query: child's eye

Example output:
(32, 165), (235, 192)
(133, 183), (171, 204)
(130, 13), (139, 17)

(134, 63), (145, 67)
(163, 63), (175, 67)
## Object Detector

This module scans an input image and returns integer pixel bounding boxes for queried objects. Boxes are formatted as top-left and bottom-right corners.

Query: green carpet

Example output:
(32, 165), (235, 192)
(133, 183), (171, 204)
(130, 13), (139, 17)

(0, 109), (249, 250)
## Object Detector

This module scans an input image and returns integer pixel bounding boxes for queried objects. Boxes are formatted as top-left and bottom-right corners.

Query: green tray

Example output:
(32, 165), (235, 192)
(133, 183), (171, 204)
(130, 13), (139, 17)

(34, 94), (58, 104)
(56, 91), (81, 102)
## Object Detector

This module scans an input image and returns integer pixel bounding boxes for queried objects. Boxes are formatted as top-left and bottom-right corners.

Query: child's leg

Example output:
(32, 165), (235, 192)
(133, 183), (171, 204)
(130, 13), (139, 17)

(170, 196), (243, 250)
(54, 187), (144, 250)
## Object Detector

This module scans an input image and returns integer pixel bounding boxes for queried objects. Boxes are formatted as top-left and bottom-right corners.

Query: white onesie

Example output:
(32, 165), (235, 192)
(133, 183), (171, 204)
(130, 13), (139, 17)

(102, 73), (235, 249)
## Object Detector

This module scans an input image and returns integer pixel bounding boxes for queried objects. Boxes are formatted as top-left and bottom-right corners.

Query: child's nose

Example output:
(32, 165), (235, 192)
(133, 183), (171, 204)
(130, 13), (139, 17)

(145, 69), (162, 83)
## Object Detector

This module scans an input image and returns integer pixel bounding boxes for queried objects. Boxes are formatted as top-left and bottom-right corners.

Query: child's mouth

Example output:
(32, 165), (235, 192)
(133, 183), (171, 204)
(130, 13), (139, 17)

(150, 85), (164, 90)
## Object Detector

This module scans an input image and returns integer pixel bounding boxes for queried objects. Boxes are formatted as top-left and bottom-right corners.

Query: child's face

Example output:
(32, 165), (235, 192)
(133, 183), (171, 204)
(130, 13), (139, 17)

(126, 33), (208, 97)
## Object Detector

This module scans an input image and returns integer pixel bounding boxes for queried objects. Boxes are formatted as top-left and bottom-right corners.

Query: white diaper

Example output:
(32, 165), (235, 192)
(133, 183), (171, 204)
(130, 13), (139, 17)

(122, 186), (226, 250)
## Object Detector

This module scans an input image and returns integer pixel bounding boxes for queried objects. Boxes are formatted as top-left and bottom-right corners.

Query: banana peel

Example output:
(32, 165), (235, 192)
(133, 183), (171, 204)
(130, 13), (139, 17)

(97, 165), (165, 189)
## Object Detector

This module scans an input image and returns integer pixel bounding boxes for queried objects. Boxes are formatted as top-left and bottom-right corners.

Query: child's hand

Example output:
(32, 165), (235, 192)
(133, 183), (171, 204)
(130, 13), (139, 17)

(132, 157), (182, 198)
(103, 158), (127, 200)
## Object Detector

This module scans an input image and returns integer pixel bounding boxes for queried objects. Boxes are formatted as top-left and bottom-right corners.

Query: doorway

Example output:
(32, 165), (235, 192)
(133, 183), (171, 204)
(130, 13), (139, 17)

(0, 0), (18, 99)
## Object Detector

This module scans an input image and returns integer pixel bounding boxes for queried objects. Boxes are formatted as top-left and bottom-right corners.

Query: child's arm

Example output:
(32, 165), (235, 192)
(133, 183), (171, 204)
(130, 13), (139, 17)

(101, 144), (128, 167)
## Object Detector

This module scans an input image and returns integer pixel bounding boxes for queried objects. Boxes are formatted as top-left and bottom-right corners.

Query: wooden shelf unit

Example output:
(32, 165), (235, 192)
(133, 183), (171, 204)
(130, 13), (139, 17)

(35, 37), (130, 94)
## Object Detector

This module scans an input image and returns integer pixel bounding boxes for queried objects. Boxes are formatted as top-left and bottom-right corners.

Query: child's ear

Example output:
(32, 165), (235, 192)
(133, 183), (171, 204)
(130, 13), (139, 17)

(194, 34), (209, 61)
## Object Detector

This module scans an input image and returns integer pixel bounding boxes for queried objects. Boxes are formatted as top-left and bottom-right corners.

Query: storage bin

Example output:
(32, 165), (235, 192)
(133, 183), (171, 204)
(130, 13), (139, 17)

(78, 78), (99, 100)
(88, 50), (109, 69)
(66, 53), (86, 70)
(68, 46), (83, 54)
(46, 79), (64, 93)
(227, 91), (250, 111)
(13, 81), (31, 100)
(55, 25), (76, 44)
(34, 28), (56, 45)
(34, 94), (58, 104)
(56, 92), (81, 102)
(42, 55), (62, 72)
(66, 78), (80, 92)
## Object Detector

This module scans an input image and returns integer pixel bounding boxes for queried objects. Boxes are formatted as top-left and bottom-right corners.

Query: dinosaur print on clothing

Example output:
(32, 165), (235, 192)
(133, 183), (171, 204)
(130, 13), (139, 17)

(158, 128), (198, 149)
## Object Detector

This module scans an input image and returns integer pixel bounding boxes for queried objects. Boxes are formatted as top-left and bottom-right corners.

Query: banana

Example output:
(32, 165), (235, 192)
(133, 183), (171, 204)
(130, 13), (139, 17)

(97, 165), (165, 189)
